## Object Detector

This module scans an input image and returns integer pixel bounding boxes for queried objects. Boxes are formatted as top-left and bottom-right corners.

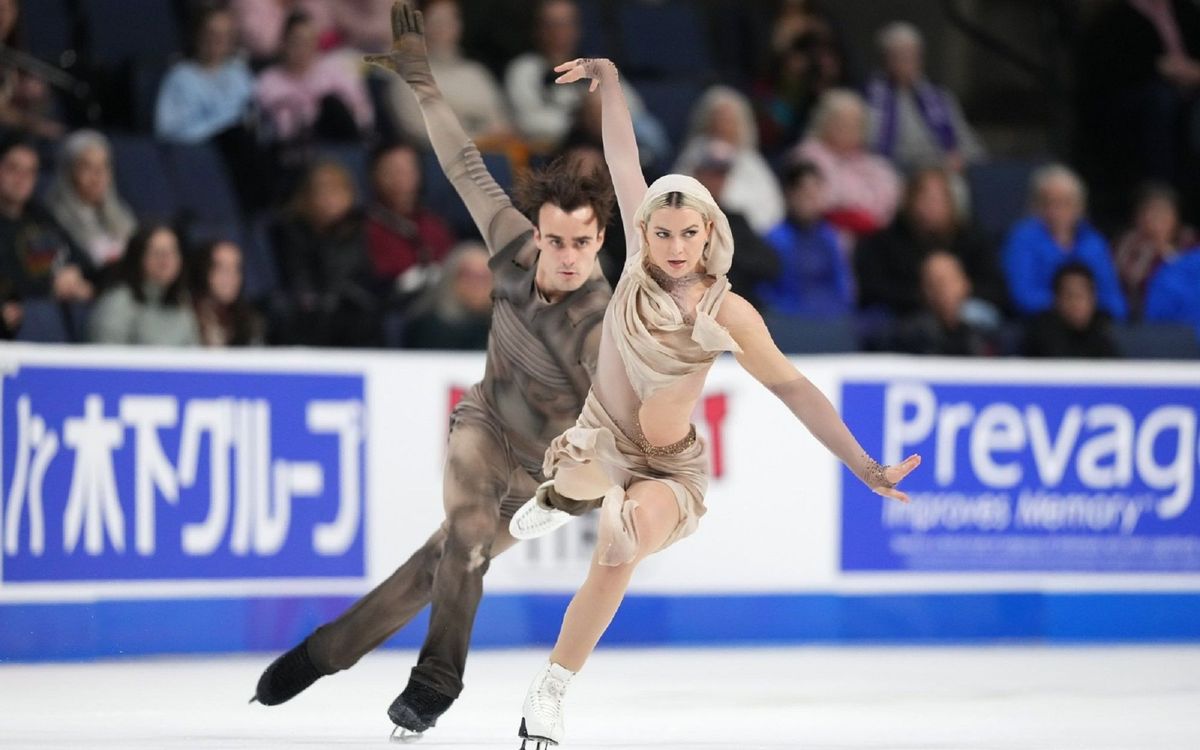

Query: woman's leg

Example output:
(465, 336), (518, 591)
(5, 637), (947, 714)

(548, 479), (680, 672)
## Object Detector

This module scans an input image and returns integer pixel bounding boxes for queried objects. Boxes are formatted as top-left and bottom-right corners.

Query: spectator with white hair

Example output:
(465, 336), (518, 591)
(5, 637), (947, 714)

(44, 130), (137, 278)
(866, 21), (985, 174)
(1002, 164), (1127, 320)
(790, 88), (902, 238)
(402, 241), (494, 350)
(676, 85), (785, 235)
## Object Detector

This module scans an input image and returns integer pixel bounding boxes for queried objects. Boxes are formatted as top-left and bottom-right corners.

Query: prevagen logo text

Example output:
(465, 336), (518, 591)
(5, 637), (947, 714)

(841, 380), (1200, 572)
(1, 365), (366, 583)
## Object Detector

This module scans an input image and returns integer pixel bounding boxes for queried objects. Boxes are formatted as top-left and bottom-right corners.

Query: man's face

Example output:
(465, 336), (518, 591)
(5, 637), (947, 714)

(0, 146), (38, 208)
(533, 203), (603, 298)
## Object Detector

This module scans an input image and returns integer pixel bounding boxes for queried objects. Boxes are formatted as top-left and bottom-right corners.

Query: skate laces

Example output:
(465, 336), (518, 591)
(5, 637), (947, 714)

(531, 671), (567, 723)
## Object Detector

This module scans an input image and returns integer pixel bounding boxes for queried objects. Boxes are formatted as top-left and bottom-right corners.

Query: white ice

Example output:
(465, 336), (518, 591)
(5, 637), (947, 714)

(1, 646), (1198, 749)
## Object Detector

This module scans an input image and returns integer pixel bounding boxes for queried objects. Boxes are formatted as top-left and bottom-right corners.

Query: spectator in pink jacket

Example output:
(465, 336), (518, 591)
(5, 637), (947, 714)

(255, 11), (374, 141)
(791, 88), (902, 239)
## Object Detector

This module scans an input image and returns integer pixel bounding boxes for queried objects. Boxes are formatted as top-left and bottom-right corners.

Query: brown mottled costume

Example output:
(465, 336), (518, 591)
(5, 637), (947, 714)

(304, 63), (609, 700)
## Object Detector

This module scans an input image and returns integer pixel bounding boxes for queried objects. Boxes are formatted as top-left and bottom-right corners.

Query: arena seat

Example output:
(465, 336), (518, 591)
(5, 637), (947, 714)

(162, 142), (241, 223)
(966, 160), (1043, 241)
(616, 0), (713, 78)
(78, 0), (182, 67)
(764, 313), (860, 354)
(108, 134), (179, 222)
(1111, 322), (1200, 360)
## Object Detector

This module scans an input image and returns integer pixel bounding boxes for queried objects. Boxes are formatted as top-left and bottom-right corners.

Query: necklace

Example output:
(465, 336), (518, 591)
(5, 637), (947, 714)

(644, 263), (708, 324)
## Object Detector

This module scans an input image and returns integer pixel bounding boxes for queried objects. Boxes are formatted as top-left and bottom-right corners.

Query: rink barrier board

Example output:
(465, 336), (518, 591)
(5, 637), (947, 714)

(3, 345), (1200, 660)
(2, 591), (1200, 662)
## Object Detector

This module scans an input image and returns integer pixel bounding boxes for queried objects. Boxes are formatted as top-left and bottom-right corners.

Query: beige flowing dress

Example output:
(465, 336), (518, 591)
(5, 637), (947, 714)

(542, 174), (742, 566)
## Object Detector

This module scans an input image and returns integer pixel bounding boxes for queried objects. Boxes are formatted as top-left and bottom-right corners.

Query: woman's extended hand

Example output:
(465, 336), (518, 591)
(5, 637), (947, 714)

(865, 453), (921, 503)
(553, 58), (617, 93)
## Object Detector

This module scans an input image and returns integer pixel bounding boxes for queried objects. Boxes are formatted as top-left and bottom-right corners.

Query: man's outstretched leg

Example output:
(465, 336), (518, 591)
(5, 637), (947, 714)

(386, 417), (519, 733)
(253, 526), (446, 705)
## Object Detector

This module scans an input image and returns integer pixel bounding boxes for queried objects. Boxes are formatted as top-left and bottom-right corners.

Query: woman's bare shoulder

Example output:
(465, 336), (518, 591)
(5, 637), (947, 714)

(715, 291), (762, 329)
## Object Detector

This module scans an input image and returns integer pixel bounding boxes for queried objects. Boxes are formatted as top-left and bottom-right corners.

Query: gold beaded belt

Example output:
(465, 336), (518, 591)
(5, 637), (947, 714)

(631, 420), (698, 456)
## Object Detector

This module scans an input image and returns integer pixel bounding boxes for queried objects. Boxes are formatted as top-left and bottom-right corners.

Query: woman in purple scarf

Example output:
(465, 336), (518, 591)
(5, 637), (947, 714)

(866, 22), (985, 174)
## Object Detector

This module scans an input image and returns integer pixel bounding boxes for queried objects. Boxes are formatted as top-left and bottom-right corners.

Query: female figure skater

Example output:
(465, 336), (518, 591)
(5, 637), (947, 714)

(507, 56), (922, 748)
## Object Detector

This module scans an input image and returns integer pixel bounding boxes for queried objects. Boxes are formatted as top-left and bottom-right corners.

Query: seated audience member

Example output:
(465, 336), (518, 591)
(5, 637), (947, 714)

(1023, 262), (1119, 358)
(384, 0), (513, 147)
(1114, 183), (1197, 317)
(271, 160), (381, 347)
(752, 0), (845, 156)
(791, 89), (902, 239)
(255, 11), (374, 142)
(191, 239), (265, 346)
(1003, 164), (1127, 320)
(44, 130), (137, 282)
(676, 86), (786, 234)
(504, 0), (667, 157)
(0, 0), (65, 140)
(856, 168), (1004, 317)
(685, 138), (780, 308)
(156, 5), (255, 144)
(89, 225), (200, 346)
(866, 22), (985, 174)
(1143, 245), (1200, 339)
(0, 138), (93, 338)
(365, 141), (456, 304)
(757, 159), (851, 317)
(231, 0), (336, 64)
(403, 241), (493, 350)
(894, 251), (998, 356)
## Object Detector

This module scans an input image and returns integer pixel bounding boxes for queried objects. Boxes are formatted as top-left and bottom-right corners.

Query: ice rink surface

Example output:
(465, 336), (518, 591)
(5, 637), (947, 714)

(1, 646), (1198, 750)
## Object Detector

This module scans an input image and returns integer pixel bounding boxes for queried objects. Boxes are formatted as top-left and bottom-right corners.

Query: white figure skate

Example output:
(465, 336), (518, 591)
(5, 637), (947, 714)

(517, 661), (574, 748)
(509, 481), (573, 540)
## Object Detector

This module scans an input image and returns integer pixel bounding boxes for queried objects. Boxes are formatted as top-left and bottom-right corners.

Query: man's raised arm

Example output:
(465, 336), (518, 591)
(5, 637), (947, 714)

(366, 2), (529, 253)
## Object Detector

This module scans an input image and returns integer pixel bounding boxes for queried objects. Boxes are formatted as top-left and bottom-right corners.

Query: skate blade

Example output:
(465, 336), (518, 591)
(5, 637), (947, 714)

(389, 725), (424, 743)
(247, 695), (259, 705)
(517, 718), (557, 748)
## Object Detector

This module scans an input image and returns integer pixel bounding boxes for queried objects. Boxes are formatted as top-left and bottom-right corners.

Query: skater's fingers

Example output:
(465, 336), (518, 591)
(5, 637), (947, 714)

(885, 454), (922, 484)
(877, 486), (910, 504)
(554, 59), (583, 73)
(589, 78), (599, 92)
(415, 8), (424, 34)
(391, 1), (403, 39)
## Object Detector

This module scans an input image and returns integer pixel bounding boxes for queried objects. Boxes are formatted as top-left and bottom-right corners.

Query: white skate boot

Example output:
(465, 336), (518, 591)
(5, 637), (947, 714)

(509, 481), (572, 540)
(518, 661), (574, 748)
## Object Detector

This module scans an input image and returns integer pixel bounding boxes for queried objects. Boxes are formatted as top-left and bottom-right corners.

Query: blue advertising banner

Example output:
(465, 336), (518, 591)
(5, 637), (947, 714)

(1, 365), (366, 582)
(841, 380), (1200, 572)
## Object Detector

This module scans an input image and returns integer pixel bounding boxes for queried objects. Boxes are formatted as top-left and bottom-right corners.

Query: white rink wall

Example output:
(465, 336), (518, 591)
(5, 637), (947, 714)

(1, 343), (1198, 660)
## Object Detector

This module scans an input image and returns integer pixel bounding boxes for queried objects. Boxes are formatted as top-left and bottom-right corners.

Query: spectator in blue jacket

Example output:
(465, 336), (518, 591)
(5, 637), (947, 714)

(757, 159), (852, 317)
(1002, 164), (1128, 320)
(1143, 246), (1200, 338)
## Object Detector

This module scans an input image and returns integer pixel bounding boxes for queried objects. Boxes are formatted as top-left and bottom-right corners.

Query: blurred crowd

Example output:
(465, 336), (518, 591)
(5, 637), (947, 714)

(2, 0), (1199, 359)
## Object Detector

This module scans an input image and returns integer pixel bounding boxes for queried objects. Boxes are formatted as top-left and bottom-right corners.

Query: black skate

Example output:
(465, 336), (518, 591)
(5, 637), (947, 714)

(387, 681), (454, 742)
(518, 718), (558, 749)
(250, 637), (324, 706)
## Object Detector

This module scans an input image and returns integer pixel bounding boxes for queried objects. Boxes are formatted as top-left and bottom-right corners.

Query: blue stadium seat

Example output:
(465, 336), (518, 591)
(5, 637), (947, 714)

(108, 134), (179, 222)
(616, 0), (713, 78)
(967, 160), (1043, 241)
(162, 142), (241, 222)
(131, 58), (171, 133)
(420, 150), (513, 239)
(629, 77), (707, 154)
(1111, 322), (1200, 360)
(15, 299), (70, 343)
(79, 0), (183, 66)
(240, 213), (281, 302)
(21, 0), (75, 64)
(763, 313), (860, 354)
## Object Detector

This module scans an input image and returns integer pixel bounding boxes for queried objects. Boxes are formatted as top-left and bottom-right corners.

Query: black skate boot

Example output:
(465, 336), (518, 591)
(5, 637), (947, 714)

(251, 637), (325, 706)
(387, 681), (454, 740)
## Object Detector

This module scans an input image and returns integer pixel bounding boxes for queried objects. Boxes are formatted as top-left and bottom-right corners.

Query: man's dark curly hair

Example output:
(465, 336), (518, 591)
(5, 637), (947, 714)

(513, 154), (616, 232)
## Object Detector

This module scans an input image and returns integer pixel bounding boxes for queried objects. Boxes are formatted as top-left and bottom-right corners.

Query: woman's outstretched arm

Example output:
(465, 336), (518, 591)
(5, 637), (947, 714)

(553, 58), (647, 240)
(717, 293), (921, 502)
